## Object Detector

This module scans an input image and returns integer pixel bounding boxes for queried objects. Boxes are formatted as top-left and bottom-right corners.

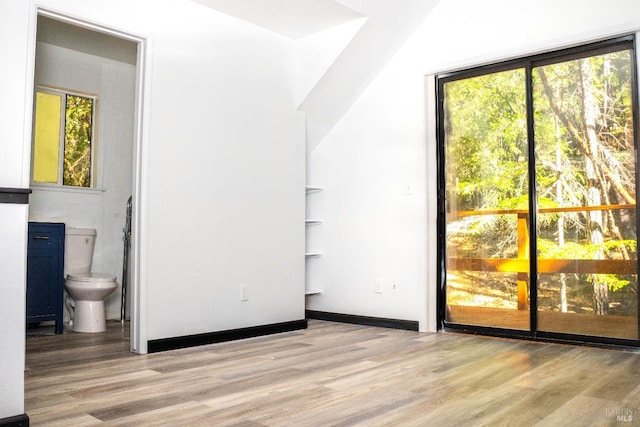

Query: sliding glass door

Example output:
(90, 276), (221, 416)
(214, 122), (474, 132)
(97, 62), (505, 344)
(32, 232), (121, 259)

(532, 48), (638, 340)
(443, 68), (531, 331)
(439, 37), (639, 343)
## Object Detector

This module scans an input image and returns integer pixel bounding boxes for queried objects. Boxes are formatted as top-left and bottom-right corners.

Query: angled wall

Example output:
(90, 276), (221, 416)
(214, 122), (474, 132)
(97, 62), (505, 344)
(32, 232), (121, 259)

(299, 0), (441, 152)
(306, 0), (640, 331)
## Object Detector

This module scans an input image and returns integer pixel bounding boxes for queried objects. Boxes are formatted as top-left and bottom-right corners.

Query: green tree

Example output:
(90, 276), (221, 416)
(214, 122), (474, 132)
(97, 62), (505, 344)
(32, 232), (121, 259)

(534, 50), (636, 314)
(445, 48), (637, 316)
(64, 95), (93, 187)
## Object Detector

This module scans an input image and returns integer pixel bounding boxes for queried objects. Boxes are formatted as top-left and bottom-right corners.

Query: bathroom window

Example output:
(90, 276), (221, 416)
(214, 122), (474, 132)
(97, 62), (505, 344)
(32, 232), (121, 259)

(32, 87), (96, 188)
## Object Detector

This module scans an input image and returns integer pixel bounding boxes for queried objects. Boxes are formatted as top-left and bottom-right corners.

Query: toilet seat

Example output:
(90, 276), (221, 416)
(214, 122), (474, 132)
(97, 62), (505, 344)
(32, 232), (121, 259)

(65, 272), (118, 333)
(66, 272), (117, 282)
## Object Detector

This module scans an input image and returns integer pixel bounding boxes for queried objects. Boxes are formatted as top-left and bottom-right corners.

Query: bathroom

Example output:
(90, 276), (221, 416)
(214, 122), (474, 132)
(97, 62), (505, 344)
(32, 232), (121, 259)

(28, 15), (137, 330)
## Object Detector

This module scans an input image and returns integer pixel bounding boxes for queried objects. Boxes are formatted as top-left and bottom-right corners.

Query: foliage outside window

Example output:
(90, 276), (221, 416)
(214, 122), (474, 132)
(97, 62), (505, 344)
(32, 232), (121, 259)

(439, 37), (639, 340)
(33, 87), (96, 188)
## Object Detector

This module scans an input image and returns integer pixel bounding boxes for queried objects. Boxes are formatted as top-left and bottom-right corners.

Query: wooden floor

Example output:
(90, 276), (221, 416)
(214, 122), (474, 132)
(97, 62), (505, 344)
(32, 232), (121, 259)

(25, 320), (640, 426)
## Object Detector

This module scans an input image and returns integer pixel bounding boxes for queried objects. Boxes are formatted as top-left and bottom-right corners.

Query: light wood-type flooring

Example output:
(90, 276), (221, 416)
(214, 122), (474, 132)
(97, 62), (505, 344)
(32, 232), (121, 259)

(25, 320), (640, 426)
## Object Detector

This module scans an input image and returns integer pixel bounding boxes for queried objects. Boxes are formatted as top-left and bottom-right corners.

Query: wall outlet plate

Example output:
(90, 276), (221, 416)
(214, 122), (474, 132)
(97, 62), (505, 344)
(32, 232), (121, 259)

(374, 279), (383, 294)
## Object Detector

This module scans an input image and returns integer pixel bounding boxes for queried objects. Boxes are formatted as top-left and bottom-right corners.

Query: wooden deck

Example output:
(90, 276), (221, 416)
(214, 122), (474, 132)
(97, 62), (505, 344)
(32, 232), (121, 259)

(448, 258), (637, 275)
(25, 320), (640, 426)
(447, 204), (638, 311)
(447, 305), (638, 340)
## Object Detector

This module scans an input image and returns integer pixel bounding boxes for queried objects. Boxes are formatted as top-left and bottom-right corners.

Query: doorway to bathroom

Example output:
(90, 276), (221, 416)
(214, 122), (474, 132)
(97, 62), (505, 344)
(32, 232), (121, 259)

(27, 11), (146, 353)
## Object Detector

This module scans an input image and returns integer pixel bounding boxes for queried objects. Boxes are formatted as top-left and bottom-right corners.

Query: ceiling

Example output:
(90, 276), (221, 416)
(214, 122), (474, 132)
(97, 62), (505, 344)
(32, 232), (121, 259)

(37, 15), (138, 65)
(188, 0), (364, 39)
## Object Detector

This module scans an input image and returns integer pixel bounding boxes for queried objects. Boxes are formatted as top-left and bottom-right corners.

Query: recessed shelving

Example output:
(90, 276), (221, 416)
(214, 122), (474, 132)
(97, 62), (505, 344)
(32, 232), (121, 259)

(305, 185), (323, 297)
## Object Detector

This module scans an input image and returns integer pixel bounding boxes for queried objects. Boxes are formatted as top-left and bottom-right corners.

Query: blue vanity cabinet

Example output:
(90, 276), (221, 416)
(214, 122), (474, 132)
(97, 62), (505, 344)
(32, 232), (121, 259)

(26, 222), (65, 334)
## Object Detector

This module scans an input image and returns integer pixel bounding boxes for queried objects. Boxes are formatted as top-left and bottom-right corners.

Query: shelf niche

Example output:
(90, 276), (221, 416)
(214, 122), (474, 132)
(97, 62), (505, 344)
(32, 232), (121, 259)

(305, 185), (323, 296)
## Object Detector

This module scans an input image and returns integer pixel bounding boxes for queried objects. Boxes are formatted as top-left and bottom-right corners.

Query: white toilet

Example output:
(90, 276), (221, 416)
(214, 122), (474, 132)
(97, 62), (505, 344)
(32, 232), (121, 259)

(64, 227), (118, 333)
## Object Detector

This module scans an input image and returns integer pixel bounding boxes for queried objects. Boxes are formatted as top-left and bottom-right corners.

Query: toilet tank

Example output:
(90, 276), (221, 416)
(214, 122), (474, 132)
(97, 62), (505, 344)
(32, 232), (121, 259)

(64, 227), (96, 275)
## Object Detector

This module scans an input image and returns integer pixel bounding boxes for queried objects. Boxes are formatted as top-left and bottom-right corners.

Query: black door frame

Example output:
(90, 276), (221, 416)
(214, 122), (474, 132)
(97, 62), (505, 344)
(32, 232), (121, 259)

(435, 35), (640, 348)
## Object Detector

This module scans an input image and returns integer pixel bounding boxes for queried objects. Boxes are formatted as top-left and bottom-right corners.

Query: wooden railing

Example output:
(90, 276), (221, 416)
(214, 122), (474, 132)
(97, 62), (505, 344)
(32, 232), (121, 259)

(447, 204), (637, 310)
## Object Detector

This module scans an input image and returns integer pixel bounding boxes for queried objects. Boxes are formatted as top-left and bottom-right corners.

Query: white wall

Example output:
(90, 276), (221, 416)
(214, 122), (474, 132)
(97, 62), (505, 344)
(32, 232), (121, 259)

(1, 0), (304, 418)
(0, 0), (33, 419)
(306, 0), (640, 331)
(299, 0), (440, 151)
(0, 205), (29, 419)
(305, 47), (428, 324)
(27, 0), (305, 340)
(5, 0), (638, 420)
(30, 37), (137, 321)
(144, 1), (304, 339)
(0, 2), (32, 189)
(293, 18), (365, 106)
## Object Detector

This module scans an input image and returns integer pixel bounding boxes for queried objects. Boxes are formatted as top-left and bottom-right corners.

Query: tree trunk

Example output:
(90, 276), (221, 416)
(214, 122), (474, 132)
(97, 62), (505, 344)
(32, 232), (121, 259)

(554, 97), (568, 313)
(580, 58), (608, 315)
(538, 69), (635, 205)
(557, 151), (568, 313)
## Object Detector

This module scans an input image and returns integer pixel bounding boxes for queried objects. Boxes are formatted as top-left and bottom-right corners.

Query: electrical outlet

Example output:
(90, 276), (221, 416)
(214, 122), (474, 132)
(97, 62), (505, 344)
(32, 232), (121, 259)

(241, 284), (249, 301)
(374, 279), (383, 294)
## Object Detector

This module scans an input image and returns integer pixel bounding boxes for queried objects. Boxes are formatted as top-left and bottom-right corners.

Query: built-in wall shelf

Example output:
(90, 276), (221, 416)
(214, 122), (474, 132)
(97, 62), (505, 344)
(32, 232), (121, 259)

(305, 252), (323, 258)
(305, 185), (323, 298)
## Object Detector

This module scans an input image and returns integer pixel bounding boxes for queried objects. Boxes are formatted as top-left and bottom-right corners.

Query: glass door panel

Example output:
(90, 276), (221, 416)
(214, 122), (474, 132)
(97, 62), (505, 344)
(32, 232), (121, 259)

(533, 49), (638, 339)
(443, 68), (530, 330)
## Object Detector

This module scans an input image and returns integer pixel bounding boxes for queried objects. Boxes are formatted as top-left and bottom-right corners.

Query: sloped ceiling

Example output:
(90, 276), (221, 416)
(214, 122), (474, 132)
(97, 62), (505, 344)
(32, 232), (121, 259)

(299, 0), (440, 151)
(189, 0), (363, 39)
(188, 0), (440, 151)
